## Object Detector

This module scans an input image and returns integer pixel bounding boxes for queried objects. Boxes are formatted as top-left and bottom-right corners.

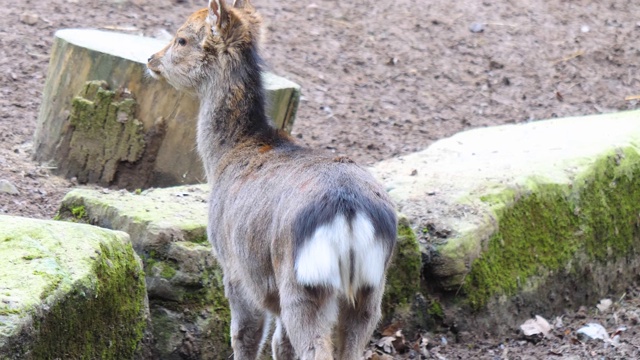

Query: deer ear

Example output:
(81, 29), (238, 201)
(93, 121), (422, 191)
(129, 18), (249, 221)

(233, 0), (251, 8)
(208, 0), (230, 32)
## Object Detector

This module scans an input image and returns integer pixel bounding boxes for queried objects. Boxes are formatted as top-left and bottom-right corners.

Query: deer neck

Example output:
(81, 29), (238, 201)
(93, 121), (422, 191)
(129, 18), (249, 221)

(196, 55), (270, 180)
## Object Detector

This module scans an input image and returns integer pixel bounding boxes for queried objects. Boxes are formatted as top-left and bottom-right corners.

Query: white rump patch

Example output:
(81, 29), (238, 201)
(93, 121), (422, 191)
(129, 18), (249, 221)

(295, 215), (349, 289)
(295, 213), (387, 295)
(351, 212), (386, 288)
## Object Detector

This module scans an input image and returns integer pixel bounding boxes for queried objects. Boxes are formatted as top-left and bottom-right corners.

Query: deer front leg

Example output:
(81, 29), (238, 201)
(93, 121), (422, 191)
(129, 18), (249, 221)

(226, 281), (268, 360)
(335, 285), (384, 360)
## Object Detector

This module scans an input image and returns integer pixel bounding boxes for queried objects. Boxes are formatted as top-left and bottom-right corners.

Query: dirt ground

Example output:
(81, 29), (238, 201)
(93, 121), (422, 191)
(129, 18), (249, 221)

(1, 0), (639, 358)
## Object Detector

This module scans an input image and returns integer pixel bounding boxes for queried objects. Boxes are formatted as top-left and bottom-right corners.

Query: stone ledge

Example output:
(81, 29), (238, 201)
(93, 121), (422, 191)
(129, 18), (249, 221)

(371, 109), (640, 334)
(0, 215), (148, 359)
(58, 186), (231, 359)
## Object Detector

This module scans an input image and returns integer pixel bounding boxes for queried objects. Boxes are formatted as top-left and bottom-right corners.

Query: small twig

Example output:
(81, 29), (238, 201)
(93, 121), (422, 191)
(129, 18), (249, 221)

(564, 83), (579, 91)
(28, 52), (49, 60)
(484, 22), (517, 27)
(624, 95), (640, 101)
(553, 50), (585, 65)
(326, 18), (352, 28)
(619, 292), (627, 302)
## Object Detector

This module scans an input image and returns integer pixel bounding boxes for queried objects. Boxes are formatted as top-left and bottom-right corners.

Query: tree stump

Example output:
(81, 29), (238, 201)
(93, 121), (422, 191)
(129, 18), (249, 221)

(34, 29), (301, 189)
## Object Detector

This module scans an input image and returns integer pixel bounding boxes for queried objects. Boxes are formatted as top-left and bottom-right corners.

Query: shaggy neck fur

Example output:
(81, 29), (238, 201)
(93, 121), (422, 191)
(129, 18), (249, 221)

(196, 47), (273, 179)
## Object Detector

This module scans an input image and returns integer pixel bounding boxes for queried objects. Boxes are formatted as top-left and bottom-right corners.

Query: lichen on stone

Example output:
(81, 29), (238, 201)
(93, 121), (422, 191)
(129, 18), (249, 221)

(464, 147), (640, 310)
(382, 216), (423, 318)
(0, 217), (149, 359)
(30, 241), (147, 359)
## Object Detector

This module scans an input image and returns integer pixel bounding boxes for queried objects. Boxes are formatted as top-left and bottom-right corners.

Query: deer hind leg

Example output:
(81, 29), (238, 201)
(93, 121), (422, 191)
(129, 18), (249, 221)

(335, 285), (384, 360)
(226, 281), (269, 360)
(271, 318), (296, 360)
(279, 285), (338, 360)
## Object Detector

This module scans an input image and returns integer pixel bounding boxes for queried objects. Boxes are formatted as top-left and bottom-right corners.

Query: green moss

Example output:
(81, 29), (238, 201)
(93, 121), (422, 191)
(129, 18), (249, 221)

(151, 261), (232, 353)
(578, 149), (640, 260)
(382, 218), (422, 317)
(190, 235), (209, 244)
(204, 266), (232, 346)
(71, 205), (87, 220)
(56, 202), (89, 224)
(159, 262), (177, 280)
(464, 148), (640, 310)
(30, 239), (147, 359)
(36, 273), (64, 300)
(0, 308), (21, 316)
(144, 257), (157, 276)
(67, 80), (146, 185)
(184, 228), (209, 244)
(428, 299), (444, 320)
(183, 262), (231, 346)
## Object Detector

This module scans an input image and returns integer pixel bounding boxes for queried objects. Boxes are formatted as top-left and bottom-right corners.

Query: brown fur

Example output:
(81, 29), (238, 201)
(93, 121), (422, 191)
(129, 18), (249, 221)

(147, 1), (397, 359)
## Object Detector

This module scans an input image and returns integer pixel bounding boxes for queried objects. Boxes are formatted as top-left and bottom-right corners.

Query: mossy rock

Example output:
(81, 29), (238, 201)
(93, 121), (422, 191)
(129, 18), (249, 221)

(0, 215), (149, 359)
(381, 216), (425, 331)
(371, 109), (640, 335)
(57, 186), (232, 358)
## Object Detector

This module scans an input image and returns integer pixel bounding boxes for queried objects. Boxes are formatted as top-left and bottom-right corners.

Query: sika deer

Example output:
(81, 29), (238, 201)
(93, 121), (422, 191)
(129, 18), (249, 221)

(147, 1), (397, 359)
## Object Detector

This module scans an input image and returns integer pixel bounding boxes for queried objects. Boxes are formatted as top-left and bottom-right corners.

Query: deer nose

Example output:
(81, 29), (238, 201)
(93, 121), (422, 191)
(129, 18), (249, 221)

(147, 56), (153, 63)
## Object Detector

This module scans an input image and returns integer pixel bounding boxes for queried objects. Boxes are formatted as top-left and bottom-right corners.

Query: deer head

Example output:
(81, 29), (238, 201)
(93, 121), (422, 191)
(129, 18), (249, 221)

(147, 0), (261, 94)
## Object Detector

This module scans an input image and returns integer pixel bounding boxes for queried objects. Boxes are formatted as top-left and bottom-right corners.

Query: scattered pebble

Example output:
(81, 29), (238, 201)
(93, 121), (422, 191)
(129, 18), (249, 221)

(19, 13), (39, 26)
(0, 179), (19, 195)
(469, 22), (485, 33)
(581, 25), (590, 33)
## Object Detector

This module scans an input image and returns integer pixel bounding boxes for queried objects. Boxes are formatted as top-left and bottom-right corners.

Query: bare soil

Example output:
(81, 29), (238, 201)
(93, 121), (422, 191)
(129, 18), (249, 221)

(1, 0), (639, 358)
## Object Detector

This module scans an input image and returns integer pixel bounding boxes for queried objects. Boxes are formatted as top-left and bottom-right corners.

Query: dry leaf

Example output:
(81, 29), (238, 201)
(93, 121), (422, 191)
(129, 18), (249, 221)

(376, 336), (396, 354)
(381, 322), (401, 337)
(596, 298), (613, 313)
(576, 323), (609, 341)
(391, 330), (407, 352)
(554, 316), (564, 329)
(520, 315), (552, 337)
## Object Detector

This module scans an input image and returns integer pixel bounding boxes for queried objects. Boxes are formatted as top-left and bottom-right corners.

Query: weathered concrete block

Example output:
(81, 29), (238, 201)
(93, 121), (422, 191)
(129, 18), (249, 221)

(58, 186), (231, 359)
(371, 109), (640, 334)
(34, 29), (300, 189)
(0, 215), (149, 359)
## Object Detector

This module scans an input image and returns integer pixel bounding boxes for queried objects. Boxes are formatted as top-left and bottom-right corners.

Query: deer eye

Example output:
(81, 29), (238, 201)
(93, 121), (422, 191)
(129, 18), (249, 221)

(177, 38), (187, 46)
